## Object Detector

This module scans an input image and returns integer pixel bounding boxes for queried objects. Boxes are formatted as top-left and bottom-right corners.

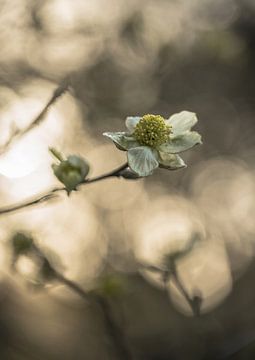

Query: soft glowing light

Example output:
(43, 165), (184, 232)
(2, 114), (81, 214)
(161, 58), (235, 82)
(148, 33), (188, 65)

(169, 239), (232, 314)
(86, 143), (145, 210)
(133, 196), (204, 266)
(15, 256), (39, 277)
(0, 82), (64, 178)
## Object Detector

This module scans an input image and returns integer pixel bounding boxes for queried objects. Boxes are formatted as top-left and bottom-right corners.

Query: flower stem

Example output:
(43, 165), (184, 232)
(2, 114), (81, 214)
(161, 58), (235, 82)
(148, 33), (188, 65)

(0, 163), (129, 216)
(81, 162), (128, 185)
(93, 294), (133, 360)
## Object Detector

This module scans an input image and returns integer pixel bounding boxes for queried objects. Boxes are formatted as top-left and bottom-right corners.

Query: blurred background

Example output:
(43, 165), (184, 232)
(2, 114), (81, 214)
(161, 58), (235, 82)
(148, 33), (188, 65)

(0, 0), (255, 359)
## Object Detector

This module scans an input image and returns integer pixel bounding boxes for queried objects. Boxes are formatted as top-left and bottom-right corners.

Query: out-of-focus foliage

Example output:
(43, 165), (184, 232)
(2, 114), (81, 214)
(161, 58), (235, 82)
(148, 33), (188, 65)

(12, 232), (34, 256)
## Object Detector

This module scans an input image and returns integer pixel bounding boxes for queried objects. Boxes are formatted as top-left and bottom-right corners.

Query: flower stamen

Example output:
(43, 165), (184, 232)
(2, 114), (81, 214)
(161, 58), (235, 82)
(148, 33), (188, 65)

(134, 114), (171, 147)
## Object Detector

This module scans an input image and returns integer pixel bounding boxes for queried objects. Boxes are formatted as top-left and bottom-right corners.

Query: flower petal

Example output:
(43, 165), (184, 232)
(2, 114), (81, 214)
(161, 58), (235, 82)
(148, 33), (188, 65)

(166, 111), (198, 135)
(103, 132), (140, 151)
(125, 116), (141, 133)
(127, 146), (159, 176)
(158, 152), (186, 170)
(158, 131), (202, 154)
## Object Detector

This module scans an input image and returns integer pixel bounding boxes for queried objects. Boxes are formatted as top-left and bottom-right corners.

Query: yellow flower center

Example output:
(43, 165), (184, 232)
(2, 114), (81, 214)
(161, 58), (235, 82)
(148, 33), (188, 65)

(133, 114), (171, 147)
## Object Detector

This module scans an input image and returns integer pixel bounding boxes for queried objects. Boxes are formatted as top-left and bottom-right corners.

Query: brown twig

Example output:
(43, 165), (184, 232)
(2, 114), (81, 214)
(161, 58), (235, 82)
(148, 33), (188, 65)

(54, 271), (91, 303)
(0, 188), (63, 216)
(169, 267), (201, 317)
(0, 163), (129, 216)
(93, 294), (133, 360)
(0, 78), (70, 155)
(143, 260), (201, 317)
(31, 243), (133, 359)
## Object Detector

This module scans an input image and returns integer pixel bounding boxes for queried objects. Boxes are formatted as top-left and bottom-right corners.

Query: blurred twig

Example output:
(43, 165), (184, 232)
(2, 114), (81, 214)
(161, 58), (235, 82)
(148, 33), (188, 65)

(144, 262), (202, 316)
(163, 263), (202, 317)
(0, 187), (62, 216)
(0, 162), (129, 216)
(28, 242), (133, 360)
(142, 235), (202, 317)
(0, 78), (70, 155)
(93, 294), (133, 360)
(55, 274), (133, 359)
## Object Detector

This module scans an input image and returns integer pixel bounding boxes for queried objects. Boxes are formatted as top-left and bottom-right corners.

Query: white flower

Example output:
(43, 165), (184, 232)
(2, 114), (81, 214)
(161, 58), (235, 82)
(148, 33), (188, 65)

(103, 111), (202, 177)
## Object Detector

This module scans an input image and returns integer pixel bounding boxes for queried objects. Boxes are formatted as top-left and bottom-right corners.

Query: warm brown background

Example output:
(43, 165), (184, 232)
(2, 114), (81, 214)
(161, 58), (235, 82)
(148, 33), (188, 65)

(0, 0), (255, 359)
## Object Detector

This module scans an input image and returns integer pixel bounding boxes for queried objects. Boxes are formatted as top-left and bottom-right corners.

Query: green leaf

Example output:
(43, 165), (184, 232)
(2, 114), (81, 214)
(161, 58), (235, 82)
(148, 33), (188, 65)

(159, 153), (186, 170)
(103, 132), (140, 150)
(166, 111), (198, 135)
(158, 131), (202, 154)
(127, 146), (159, 176)
(125, 116), (141, 133)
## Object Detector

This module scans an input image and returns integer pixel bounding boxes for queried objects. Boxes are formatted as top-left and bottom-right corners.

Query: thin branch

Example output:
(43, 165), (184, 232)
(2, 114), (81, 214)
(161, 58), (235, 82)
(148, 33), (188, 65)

(57, 277), (133, 359)
(0, 163), (129, 216)
(0, 78), (70, 155)
(143, 261), (201, 317)
(81, 162), (128, 185)
(93, 294), (133, 360)
(55, 275), (133, 359)
(54, 271), (91, 303)
(170, 271), (200, 317)
(0, 187), (63, 216)
(32, 243), (133, 359)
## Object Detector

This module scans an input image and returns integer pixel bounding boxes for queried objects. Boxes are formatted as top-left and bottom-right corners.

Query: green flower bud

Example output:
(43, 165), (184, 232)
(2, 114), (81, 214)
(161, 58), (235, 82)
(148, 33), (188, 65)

(52, 154), (90, 192)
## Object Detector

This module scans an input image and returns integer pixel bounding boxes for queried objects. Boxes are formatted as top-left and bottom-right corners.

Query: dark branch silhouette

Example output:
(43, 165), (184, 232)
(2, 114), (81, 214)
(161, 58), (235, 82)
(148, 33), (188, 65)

(30, 242), (133, 360)
(0, 162), (129, 216)
(142, 236), (202, 317)
(0, 78), (70, 155)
